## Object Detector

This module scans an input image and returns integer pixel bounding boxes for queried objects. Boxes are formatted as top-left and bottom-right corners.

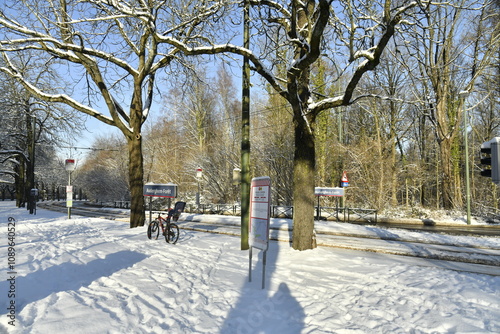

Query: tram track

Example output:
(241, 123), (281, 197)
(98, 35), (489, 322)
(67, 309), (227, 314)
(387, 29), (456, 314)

(178, 220), (500, 268)
(37, 202), (131, 221)
(37, 201), (500, 273)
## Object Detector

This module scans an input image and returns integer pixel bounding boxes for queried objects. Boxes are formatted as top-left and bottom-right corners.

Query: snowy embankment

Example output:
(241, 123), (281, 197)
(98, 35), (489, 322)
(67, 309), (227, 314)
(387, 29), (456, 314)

(1, 202), (499, 333)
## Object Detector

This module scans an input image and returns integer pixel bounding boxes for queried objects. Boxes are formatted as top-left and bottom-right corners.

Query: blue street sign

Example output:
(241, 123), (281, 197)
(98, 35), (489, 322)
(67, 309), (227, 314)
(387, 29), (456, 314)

(143, 183), (177, 198)
(315, 187), (344, 197)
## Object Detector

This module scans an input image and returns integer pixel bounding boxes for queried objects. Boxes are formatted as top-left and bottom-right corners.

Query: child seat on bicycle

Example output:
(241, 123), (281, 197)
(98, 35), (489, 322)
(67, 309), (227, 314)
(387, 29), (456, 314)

(168, 201), (186, 220)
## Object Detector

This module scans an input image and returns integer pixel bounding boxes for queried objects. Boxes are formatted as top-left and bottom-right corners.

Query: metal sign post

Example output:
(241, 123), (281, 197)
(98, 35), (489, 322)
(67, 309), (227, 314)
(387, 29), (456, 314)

(248, 176), (271, 289)
(143, 183), (178, 223)
(340, 171), (349, 207)
(315, 187), (344, 220)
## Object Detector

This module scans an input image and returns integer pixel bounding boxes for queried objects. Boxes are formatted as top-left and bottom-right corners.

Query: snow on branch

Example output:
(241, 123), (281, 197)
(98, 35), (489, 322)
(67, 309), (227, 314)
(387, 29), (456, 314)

(308, 96), (344, 114)
(342, 1), (419, 105)
(0, 150), (26, 164)
(0, 14), (137, 76)
(157, 34), (289, 100)
(0, 55), (115, 127)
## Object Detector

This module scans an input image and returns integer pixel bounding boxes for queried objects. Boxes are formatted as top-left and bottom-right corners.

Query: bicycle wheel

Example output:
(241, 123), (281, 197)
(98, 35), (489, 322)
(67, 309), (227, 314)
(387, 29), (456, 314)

(147, 220), (160, 240)
(165, 223), (180, 244)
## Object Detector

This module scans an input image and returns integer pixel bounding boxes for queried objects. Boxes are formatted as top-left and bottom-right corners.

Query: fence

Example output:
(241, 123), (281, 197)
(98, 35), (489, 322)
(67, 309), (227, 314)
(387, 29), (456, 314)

(91, 201), (378, 223)
(183, 203), (377, 223)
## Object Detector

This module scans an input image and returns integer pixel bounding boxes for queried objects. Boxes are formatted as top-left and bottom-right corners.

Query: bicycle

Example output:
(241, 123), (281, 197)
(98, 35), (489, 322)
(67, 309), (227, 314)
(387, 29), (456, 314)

(147, 201), (185, 244)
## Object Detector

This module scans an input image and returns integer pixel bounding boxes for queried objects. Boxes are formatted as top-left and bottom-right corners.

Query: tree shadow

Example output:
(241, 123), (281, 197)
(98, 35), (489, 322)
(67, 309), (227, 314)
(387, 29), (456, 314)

(0, 250), (147, 312)
(220, 241), (305, 334)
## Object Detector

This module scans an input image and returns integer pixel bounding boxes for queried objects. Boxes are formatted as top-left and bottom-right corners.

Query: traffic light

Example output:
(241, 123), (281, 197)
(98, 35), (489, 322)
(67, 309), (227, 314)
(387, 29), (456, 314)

(480, 137), (500, 185)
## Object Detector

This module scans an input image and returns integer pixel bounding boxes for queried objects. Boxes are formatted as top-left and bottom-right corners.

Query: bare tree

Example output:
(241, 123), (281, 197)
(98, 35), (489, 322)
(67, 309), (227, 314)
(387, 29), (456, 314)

(0, 53), (81, 206)
(0, 0), (231, 227)
(163, 0), (421, 249)
(78, 135), (129, 202)
(401, 0), (499, 209)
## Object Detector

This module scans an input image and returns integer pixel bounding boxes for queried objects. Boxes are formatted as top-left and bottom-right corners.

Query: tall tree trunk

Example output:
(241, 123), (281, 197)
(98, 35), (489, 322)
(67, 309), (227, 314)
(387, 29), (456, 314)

(435, 92), (462, 209)
(15, 157), (25, 207)
(128, 133), (145, 228)
(389, 102), (399, 207)
(292, 114), (316, 250)
(26, 112), (35, 212)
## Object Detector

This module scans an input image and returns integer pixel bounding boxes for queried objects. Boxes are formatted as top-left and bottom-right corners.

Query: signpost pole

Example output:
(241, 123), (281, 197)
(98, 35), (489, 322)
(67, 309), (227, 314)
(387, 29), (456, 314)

(248, 247), (252, 283)
(68, 174), (71, 219)
(262, 250), (267, 289)
(316, 196), (320, 220)
(149, 197), (152, 223)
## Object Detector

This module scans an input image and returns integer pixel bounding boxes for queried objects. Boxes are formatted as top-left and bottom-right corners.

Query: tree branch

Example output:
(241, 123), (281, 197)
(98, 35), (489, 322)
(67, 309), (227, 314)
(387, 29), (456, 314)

(0, 54), (115, 126)
(157, 35), (289, 100)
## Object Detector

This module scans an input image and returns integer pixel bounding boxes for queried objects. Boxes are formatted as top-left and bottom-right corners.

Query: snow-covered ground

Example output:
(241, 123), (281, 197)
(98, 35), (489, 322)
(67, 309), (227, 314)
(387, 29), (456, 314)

(1, 201), (499, 333)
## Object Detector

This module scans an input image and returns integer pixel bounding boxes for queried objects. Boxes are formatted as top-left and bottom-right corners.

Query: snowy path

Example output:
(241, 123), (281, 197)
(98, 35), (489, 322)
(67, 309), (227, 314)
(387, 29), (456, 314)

(35, 202), (500, 271)
(1, 203), (499, 333)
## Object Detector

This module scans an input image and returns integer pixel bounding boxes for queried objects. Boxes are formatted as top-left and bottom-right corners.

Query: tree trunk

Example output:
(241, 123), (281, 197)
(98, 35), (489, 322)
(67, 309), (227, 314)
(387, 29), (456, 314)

(15, 157), (25, 207)
(292, 115), (316, 250)
(128, 133), (145, 228)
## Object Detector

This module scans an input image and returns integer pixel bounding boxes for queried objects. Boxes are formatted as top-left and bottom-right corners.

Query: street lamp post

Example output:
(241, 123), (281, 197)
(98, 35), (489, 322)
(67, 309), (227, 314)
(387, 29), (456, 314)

(460, 91), (471, 225)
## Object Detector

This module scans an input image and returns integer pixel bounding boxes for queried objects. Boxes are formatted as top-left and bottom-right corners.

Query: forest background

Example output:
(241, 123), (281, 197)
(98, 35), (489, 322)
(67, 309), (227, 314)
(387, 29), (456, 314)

(0, 0), (499, 230)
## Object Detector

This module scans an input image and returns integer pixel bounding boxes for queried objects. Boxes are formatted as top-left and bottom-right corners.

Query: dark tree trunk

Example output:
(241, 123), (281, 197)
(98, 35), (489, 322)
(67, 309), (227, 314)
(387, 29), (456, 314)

(128, 133), (145, 228)
(292, 114), (316, 250)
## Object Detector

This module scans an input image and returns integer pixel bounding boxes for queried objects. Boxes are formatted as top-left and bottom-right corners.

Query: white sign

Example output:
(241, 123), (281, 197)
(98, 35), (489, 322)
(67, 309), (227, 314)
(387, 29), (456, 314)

(65, 159), (76, 171)
(66, 188), (73, 208)
(249, 176), (271, 251)
(143, 183), (178, 198)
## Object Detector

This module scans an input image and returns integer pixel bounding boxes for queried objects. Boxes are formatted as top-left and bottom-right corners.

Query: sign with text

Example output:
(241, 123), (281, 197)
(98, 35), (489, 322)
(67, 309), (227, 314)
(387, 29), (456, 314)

(249, 176), (271, 251)
(143, 183), (178, 198)
(66, 185), (73, 208)
(315, 187), (344, 197)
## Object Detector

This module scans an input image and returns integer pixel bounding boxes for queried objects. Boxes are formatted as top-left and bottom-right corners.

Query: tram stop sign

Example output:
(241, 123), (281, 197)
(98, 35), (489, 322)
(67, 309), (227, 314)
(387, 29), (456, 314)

(315, 187), (344, 197)
(143, 183), (178, 198)
(249, 176), (271, 251)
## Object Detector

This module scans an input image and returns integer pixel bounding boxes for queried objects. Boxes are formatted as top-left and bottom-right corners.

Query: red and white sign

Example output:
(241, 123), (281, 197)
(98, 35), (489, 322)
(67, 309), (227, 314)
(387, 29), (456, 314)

(341, 171), (349, 182)
(341, 171), (349, 187)
(65, 159), (76, 171)
(196, 167), (203, 179)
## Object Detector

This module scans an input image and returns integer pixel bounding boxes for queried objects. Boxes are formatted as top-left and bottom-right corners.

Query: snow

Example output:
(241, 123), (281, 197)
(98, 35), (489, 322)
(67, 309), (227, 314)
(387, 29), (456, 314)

(1, 202), (499, 333)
